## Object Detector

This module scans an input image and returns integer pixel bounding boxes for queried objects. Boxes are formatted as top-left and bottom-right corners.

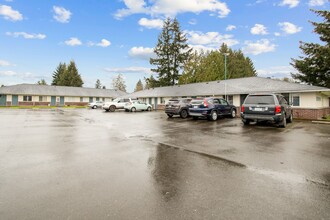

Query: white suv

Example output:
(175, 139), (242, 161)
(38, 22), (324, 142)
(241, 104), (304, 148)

(103, 98), (137, 112)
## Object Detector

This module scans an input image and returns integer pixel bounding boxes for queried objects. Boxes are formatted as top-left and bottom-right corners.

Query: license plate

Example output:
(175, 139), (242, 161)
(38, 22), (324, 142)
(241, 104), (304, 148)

(254, 107), (263, 111)
(194, 106), (198, 108)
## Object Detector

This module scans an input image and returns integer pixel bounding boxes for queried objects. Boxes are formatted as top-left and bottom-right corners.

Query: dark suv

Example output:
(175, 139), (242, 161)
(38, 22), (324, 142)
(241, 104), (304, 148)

(188, 97), (236, 121)
(165, 98), (192, 119)
(240, 94), (293, 128)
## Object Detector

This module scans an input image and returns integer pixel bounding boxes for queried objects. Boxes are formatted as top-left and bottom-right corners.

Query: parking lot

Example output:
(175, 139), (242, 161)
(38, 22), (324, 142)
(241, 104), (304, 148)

(0, 109), (330, 219)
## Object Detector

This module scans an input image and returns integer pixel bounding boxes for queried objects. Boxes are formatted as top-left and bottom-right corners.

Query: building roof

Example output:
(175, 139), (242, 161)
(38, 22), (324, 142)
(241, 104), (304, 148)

(126, 77), (330, 98)
(0, 84), (127, 98)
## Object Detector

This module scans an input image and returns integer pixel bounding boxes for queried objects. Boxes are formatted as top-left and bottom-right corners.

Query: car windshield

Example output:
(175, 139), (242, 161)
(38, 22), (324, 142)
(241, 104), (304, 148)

(168, 99), (179, 104)
(244, 95), (275, 104)
(112, 98), (120, 102)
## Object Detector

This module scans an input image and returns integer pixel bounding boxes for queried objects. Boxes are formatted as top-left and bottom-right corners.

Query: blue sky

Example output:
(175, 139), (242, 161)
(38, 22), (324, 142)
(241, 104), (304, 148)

(0, 0), (329, 92)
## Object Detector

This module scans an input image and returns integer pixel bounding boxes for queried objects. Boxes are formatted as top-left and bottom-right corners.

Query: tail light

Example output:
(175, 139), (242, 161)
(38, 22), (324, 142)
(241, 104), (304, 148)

(241, 105), (245, 112)
(275, 105), (281, 114)
(203, 99), (208, 107)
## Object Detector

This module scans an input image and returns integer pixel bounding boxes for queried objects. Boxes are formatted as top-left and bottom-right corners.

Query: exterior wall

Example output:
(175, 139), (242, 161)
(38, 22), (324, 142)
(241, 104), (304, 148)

(7, 95), (12, 102)
(233, 95), (240, 107)
(293, 107), (330, 120)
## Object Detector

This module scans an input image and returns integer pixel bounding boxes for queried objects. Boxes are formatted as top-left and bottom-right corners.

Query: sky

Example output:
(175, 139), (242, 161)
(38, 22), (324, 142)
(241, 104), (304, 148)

(0, 0), (329, 92)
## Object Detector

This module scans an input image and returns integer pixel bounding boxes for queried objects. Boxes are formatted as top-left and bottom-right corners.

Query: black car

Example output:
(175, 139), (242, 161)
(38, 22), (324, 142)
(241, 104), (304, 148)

(188, 97), (237, 121)
(240, 93), (293, 128)
(165, 98), (192, 119)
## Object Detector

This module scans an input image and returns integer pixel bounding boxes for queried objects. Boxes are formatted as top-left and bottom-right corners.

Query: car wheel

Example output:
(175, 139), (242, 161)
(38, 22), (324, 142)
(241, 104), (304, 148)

(167, 114), (173, 118)
(180, 109), (188, 119)
(279, 114), (287, 128)
(131, 107), (136, 112)
(287, 112), (293, 123)
(243, 119), (250, 125)
(147, 107), (152, 111)
(209, 111), (218, 121)
(93, 105), (97, 109)
(109, 105), (116, 112)
(230, 109), (236, 118)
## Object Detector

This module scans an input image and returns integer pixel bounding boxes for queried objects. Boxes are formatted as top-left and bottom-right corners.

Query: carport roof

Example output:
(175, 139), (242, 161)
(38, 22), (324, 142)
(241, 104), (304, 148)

(126, 77), (330, 98)
(0, 84), (127, 98)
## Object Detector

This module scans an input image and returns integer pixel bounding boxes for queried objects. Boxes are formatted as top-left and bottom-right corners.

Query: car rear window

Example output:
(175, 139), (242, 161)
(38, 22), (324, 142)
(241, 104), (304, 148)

(191, 100), (204, 105)
(244, 95), (275, 105)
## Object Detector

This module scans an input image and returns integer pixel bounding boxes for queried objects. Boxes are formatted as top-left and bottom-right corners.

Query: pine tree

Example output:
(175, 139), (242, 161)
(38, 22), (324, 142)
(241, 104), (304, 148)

(179, 44), (257, 84)
(67, 60), (83, 87)
(52, 62), (66, 85)
(291, 10), (330, 88)
(149, 17), (191, 87)
(37, 79), (47, 85)
(134, 79), (144, 92)
(95, 79), (102, 89)
(112, 74), (127, 92)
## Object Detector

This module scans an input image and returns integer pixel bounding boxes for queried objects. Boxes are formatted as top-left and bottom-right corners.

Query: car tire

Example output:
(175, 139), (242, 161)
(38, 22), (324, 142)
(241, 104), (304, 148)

(147, 107), (152, 111)
(243, 119), (250, 125)
(109, 105), (116, 112)
(105, 109), (109, 112)
(93, 105), (97, 109)
(180, 109), (188, 119)
(230, 109), (236, 118)
(279, 114), (287, 128)
(167, 114), (173, 118)
(131, 107), (136, 112)
(287, 112), (293, 123)
(209, 111), (218, 121)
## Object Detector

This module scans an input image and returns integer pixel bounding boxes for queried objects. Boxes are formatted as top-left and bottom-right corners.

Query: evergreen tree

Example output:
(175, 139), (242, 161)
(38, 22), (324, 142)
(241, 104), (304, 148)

(112, 74), (127, 92)
(67, 60), (83, 87)
(179, 44), (257, 84)
(37, 79), (47, 85)
(291, 10), (330, 88)
(52, 62), (66, 85)
(95, 79), (102, 89)
(134, 79), (144, 92)
(144, 75), (159, 89)
(149, 17), (192, 87)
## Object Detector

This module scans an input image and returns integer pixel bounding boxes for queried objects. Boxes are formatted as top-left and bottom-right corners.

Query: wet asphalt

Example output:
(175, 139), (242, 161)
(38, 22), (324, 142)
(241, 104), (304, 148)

(0, 109), (329, 219)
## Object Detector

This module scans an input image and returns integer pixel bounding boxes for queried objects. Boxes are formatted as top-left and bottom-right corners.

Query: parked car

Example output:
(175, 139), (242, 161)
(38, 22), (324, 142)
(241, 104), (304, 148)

(165, 98), (192, 119)
(188, 97), (237, 121)
(88, 101), (104, 109)
(124, 101), (152, 112)
(240, 93), (293, 128)
(103, 98), (137, 112)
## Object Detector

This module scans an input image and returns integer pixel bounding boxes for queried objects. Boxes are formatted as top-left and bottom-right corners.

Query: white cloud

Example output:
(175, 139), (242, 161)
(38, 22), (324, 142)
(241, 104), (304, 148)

(104, 66), (152, 74)
(138, 18), (163, 29)
(128, 47), (155, 60)
(189, 19), (197, 25)
(115, 0), (230, 19)
(274, 32), (281, 36)
(6, 32), (46, 39)
(89, 39), (111, 47)
(53, 6), (71, 23)
(279, 0), (299, 8)
(250, 24), (268, 35)
(278, 22), (302, 35)
(308, 0), (326, 6)
(0, 60), (12, 66)
(186, 31), (239, 47)
(242, 39), (276, 55)
(257, 65), (295, 78)
(226, 25), (236, 31)
(0, 5), (23, 21)
(64, 37), (82, 46)
(0, 70), (17, 76)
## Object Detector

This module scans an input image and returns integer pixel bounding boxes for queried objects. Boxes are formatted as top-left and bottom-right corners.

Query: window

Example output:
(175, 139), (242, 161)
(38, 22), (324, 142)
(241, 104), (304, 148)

(23, 96), (32, 101)
(316, 96), (321, 102)
(213, 99), (220, 104)
(220, 99), (228, 105)
(160, 97), (164, 104)
(292, 96), (300, 106)
(96, 97), (99, 101)
(102, 98), (105, 102)
(80, 97), (83, 102)
(227, 95), (233, 105)
(39, 96), (47, 102)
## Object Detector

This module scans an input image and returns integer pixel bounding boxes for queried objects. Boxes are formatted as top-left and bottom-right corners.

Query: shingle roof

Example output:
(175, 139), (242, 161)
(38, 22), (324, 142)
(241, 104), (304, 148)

(0, 84), (127, 98)
(127, 77), (330, 98)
